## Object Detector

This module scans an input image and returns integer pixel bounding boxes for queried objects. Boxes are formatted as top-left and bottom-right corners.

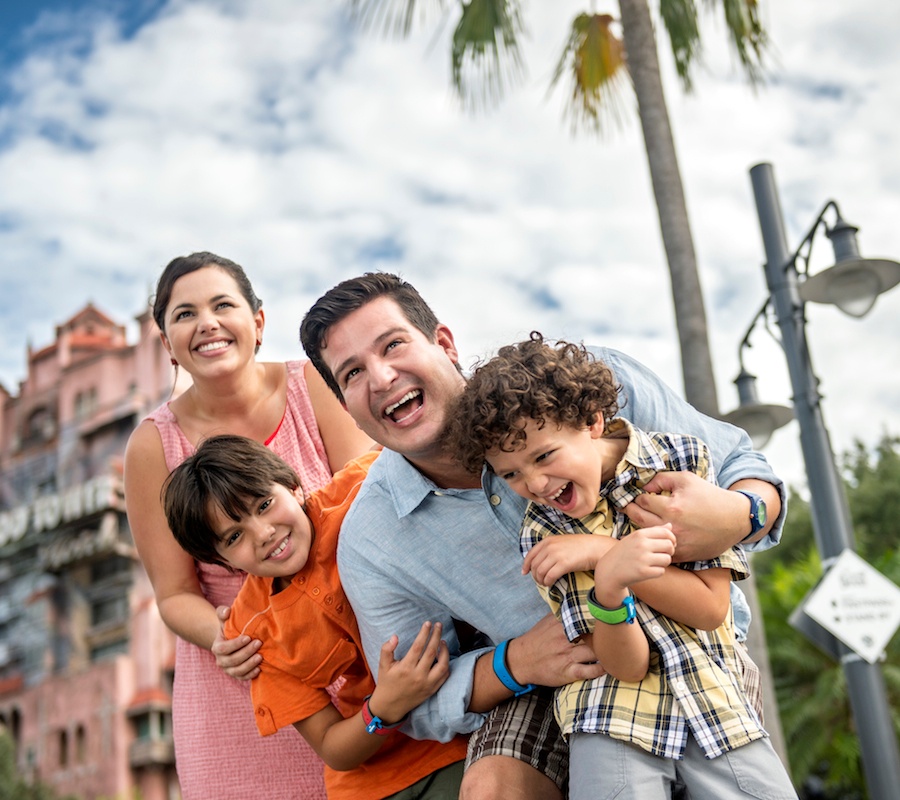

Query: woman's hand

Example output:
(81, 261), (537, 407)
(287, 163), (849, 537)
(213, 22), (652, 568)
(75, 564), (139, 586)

(212, 605), (263, 680)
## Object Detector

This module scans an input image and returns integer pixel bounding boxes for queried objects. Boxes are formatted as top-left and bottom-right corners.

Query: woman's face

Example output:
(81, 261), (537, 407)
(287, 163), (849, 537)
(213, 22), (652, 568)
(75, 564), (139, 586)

(161, 265), (265, 377)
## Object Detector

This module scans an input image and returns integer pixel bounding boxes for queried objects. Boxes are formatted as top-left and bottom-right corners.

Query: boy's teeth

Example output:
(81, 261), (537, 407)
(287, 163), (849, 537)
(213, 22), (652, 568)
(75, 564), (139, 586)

(268, 538), (287, 558)
(549, 483), (568, 502)
(385, 390), (421, 416)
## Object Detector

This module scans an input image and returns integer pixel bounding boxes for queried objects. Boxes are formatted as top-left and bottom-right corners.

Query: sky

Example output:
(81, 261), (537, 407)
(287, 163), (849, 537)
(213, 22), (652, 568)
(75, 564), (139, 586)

(1, 0), (898, 495)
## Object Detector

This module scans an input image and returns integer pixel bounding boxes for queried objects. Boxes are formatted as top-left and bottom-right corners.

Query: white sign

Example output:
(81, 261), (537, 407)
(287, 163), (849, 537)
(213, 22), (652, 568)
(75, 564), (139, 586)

(802, 549), (900, 664)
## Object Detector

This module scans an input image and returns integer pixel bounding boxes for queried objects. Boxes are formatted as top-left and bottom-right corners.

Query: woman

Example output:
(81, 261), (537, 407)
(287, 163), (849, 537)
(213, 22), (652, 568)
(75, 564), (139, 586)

(124, 252), (372, 799)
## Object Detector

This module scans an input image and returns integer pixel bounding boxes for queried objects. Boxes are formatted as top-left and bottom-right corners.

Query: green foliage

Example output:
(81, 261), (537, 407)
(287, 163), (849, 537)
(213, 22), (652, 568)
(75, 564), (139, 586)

(451, 0), (525, 110)
(754, 434), (900, 798)
(0, 733), (79, 800)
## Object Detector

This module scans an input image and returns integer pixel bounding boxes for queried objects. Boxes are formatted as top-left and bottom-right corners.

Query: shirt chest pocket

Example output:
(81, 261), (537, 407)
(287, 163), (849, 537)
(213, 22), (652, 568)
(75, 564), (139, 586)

(296, 636), (360, 689)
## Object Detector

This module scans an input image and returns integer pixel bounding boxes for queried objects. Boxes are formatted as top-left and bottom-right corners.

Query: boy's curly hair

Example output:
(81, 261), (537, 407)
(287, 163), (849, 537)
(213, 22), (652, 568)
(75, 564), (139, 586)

(447, 332), (621, 474)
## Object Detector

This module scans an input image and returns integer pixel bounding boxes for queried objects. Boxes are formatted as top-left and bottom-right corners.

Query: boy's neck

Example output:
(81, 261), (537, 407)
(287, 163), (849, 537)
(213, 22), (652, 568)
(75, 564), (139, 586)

(598, 435), (629, 484)
(272, 574), (296, 594)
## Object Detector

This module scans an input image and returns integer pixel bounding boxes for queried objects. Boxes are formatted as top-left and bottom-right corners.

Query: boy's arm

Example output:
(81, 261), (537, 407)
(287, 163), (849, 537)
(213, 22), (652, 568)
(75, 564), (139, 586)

(629, 564), (733, 631)
(589, 526), (677, 682)
(295, 623), (449, 771)
(595, 347), (787, 561)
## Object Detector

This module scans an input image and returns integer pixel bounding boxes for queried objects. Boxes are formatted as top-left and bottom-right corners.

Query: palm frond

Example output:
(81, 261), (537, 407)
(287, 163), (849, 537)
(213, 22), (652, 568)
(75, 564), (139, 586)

(450, 0), (526, 111)
(706, 0), (768, 84)
(548, 13), (630, 136)
(349, 0), (445, 38)
(659, 0), (701, 91)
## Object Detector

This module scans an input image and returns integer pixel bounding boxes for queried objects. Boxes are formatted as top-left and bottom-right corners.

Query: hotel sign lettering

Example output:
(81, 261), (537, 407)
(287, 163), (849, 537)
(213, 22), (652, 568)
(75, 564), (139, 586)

(0, 475), (122, 549)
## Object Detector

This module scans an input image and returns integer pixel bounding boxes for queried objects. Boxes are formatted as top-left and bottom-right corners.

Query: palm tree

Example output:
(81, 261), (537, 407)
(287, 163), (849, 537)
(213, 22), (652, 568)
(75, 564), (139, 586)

(349, 0), (767, 416)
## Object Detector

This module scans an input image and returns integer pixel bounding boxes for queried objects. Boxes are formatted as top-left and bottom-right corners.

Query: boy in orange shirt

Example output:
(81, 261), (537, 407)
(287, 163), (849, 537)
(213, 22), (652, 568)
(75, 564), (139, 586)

(163, 434), (467, 799)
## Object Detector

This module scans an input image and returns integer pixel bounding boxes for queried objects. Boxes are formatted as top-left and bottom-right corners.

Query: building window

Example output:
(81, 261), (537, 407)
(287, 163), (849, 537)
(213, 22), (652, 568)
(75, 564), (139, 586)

(75, 725), (86, 764)
(74, 388), (98, 419)
(58, 729), (68, 768)
(23, 407), (57, 447)
(90, 595), (128, 628)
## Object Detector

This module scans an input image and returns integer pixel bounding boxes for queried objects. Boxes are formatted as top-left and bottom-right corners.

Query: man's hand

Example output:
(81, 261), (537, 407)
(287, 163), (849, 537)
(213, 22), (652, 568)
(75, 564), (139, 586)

(506, 613), (606, 688)
(622, 472), (748, 562)
(523, 534), (616, 587)
(212, 605), (263, 680)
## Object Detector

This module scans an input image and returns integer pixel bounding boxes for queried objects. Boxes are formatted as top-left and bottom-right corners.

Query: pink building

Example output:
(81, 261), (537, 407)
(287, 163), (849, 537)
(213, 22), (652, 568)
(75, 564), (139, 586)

(0, 303), (181, 799)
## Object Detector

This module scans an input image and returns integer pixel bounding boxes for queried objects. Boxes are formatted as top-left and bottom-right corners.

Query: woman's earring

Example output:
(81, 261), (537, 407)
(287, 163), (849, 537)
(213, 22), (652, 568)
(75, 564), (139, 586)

(171, 358), (178, 367)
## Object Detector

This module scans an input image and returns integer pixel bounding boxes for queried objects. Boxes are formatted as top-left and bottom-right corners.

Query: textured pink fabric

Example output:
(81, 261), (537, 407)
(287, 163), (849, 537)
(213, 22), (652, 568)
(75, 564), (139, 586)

(148, 361), (333, 800)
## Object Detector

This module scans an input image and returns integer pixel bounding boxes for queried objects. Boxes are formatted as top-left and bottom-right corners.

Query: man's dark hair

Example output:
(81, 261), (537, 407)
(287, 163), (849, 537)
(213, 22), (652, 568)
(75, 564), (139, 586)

(300, 272), (440, 399)
(446, 332), (621, 474)
(163, 434), (301, 568)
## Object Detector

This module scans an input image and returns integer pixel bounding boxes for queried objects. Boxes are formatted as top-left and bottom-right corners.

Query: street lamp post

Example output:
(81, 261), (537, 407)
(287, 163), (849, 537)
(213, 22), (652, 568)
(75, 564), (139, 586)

(744, 162), (900, 799)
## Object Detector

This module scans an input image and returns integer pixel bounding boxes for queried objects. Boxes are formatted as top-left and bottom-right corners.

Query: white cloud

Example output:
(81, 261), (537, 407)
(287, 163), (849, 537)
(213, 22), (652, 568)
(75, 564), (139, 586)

(0, 0), (898, 495)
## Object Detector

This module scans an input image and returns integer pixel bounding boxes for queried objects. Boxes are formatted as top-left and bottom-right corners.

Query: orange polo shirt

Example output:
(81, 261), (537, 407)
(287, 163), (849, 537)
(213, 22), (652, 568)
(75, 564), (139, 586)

(225, 451), (467, 800)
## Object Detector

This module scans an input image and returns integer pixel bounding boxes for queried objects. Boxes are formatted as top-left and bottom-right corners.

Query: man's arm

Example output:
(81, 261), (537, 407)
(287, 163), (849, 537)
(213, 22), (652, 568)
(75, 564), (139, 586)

(337, 517), (487, 742)
(595, 347), (787, 561)
(338, 507), (605, 740)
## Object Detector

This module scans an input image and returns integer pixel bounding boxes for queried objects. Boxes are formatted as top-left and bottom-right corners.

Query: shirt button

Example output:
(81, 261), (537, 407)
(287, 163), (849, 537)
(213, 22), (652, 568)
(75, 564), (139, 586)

(336, 604), (344, 613)
(434, 490), (444, 496)
(675, 681), (686, 692)
(312, 587), (320, 596)
(297, 576), (306, 584)
(325, 595), (334, 605)
(652, 625), (662, 635)
(490, 495), (501, 506)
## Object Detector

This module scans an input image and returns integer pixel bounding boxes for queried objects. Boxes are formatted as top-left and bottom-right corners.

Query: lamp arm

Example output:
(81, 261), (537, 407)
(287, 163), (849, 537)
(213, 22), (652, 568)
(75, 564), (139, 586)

(736, 298), (772, 371)
(788, 199), (842, 278)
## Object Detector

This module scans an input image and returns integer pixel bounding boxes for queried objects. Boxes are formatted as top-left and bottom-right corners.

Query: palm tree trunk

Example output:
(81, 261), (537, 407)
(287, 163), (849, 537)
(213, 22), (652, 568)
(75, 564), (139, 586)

(618, 0), (718, 416)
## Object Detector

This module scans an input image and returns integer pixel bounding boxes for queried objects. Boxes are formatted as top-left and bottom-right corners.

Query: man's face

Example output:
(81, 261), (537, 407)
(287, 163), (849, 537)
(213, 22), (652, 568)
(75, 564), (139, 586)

(320, 296), (466, 461)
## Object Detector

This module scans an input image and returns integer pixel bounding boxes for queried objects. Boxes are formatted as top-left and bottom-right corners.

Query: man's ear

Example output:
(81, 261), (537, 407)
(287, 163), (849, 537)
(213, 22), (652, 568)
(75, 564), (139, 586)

(589, 414), (606, 439)
(434, 323), (460, 364)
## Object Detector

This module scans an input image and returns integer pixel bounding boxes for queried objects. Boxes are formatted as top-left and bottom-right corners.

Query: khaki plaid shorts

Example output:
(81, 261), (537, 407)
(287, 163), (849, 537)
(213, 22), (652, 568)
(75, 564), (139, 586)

(465, 687), (568, 793)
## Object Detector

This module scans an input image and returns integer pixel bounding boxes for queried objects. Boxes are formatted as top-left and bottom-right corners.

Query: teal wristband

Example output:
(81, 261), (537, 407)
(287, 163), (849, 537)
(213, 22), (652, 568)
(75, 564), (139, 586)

(492, 639), (535, 697)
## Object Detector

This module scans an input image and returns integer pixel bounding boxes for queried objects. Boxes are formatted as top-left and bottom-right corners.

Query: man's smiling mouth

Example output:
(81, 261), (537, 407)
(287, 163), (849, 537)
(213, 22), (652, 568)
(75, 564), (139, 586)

(384, 389), (423, 422)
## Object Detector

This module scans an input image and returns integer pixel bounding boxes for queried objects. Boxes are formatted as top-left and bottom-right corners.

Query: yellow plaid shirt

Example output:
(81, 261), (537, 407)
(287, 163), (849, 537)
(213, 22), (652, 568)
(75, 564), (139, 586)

(520, 419), (766, 759)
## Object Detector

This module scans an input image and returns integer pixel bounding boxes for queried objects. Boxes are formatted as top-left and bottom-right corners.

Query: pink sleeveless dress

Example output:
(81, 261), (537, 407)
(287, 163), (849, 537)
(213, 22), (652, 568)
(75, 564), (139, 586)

(147, 361), (333, 799)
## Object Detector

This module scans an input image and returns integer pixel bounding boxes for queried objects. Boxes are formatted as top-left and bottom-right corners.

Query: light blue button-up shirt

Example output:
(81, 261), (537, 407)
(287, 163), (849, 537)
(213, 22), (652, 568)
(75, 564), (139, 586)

(337, 346), (785, 743)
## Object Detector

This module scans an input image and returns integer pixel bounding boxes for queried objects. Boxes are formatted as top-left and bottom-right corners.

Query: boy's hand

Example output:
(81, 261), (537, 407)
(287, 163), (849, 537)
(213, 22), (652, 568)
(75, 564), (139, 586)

(369, 621), (449, 725)
(593, 524), (675, 604)
(212, 604), (262, 680)
(523, 534), (616, 587)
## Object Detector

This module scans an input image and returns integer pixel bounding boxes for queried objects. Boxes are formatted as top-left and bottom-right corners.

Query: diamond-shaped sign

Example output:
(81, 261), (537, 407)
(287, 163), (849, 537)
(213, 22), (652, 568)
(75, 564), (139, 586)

(802, 549), (900, 664)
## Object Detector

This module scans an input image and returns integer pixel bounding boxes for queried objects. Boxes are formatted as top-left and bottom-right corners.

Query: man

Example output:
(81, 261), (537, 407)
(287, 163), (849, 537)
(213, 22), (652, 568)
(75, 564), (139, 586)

(299, 273), (784, 800)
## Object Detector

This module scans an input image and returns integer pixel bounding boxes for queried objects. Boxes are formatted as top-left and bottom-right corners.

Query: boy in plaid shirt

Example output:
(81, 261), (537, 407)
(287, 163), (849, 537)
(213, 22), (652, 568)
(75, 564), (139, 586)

(448, 333), (796, 800)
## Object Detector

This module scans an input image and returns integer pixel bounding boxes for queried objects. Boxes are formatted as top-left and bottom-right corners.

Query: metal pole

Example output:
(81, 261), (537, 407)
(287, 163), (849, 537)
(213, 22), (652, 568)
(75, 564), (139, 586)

(749, 162), (900, 799)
